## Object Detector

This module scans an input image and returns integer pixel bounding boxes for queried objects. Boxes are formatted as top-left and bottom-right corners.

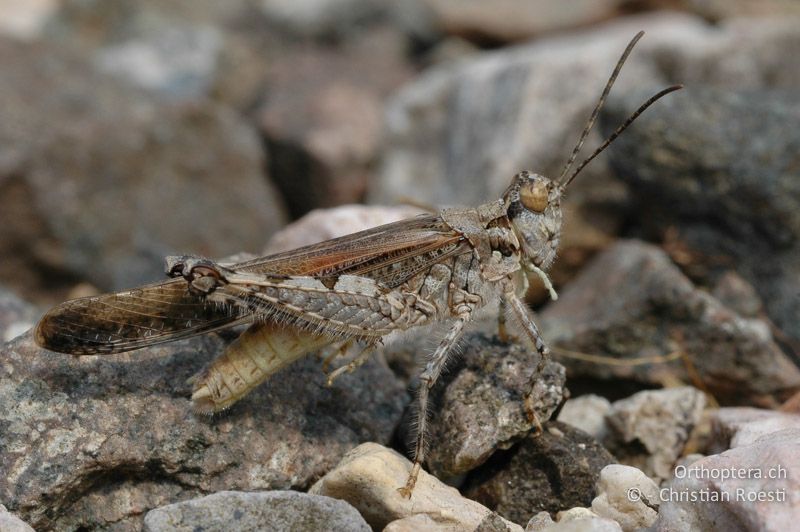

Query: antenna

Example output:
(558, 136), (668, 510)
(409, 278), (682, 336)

(557, 31), (645, 183)
(562, 84), (682, 187)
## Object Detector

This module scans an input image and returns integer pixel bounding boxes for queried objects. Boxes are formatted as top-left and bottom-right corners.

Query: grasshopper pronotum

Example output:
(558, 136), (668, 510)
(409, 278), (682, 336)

(35, 31), (680, 497)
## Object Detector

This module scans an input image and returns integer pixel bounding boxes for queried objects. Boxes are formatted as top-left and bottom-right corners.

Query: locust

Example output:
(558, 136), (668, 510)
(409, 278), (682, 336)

(34, 31), (680, 497)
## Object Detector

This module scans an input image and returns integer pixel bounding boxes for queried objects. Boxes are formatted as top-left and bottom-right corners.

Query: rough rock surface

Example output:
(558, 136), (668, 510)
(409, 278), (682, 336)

(463, 422), (615, 525)
(0, 36), (286, 300)
(310, 442), (523, 531)
(143, 490), (370, 532)
(539, 240), (800, 407)
(653, 428), (800, 531)
(391, 332), (566, 478)
(605, 85), (800, 346)
(590, 464), (658, 532)
(0, 333), (407, 530)
(604, 387), (706, 480)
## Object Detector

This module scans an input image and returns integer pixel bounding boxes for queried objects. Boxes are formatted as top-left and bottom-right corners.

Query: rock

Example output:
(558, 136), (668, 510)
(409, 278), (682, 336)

(421, 0), (621, 44)
(539, 240), (800, 408)
(709, 407), (800, 452)
(605, 85), (800, 346)
(0, 0), (57, 41)
(45, 0), (269, 108)
(373, 14), (800, 291)
(590, 464), (658, 532)
(0, 287), (38, 343)
(557, 394), (612, 442)
(0, 505), (35, 532)
(258, 28), (414, 218)
(310, 442), (523, 531)
(0, 333), (407, 530)
(264, 205), (426, 254)
(463, 422), (615, 525)
(143, 490), (370, 532)
(604, 387), (706, 480)
(543, 508), (623, 532)
(392, 332), (566, 479)
(526, 511), (555, 531)
(0, 37), (287, 300)
(653, 428), (800, 531)
(711, 271), (764, 319)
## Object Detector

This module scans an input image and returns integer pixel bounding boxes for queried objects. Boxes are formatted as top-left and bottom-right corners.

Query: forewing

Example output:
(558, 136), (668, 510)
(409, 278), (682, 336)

(35, 214), (467, 354)
(34, 278), (249, 355)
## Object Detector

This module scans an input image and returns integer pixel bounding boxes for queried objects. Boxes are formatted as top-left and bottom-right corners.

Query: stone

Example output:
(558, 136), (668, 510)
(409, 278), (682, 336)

(0, 505), (35, 532)
(310, 442), (523, 531)
(604, 387), (706, 480)
(0, 333), (407, 530)
(143, 490), (370, 532)
(463, 422), (615, 525)
(605, 84), (800, 346)
(0, 0), (57, 41)
(392, 332), (566, 479)
(0, 287), (38, 343)
(421, 0), (620, 44)
(590, 464), (658, 532)
(709, 407), (800, 453)
(45, 0), (269, 108)
(711, 271), (763, 319)
(534, 507), (624, 532)
(264, 204), (426, 255)
(257, 29), (414, 218)
(539, 240), (800, 408)
(0, 36), (286, 299)
(526, 511), (555, 532)
(653, 428), (800, 531)
(557, 394), (612, 442)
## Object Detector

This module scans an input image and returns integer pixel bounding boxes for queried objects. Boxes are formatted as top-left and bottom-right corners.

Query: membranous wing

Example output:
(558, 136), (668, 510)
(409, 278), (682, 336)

(35, 214), (468, 354)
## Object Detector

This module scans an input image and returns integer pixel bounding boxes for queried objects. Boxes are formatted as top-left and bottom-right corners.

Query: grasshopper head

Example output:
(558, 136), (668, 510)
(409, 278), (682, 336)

(503, 171), (563, 271)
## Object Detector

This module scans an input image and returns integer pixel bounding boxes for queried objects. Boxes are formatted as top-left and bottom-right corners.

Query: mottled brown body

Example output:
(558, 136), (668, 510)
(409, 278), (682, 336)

(34, 31), (680, 497)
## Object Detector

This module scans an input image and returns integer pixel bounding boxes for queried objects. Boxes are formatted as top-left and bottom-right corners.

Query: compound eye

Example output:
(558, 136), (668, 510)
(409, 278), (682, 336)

(519, 181), (548, 213)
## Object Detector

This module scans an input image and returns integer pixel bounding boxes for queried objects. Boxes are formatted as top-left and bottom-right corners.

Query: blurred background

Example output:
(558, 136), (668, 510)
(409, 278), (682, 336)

(0, 0), (799, 356)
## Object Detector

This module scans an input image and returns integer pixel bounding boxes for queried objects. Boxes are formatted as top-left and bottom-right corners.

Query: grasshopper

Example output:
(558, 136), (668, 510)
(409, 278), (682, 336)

(34, 31), (680, 497)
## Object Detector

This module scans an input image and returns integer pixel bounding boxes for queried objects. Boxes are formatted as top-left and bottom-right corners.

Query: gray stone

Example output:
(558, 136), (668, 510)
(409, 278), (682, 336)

(604, 85), (800, 346)
(526, 511), (555, 532)
(257, 29), (413, 218)
(557, 394), (612, 442)
(604, 387), (706, 480)
(392, 332), (566, 479)
(0, 333), (407, 530)
(463, 422), (615, 525)
(310, 442), (523, 531)
(653, 428), (800, 532)
(539, 240), (800, 408)
(0, 287), (38, 343)
(143, 490), (370, 532)
(0, 36), (286, 299)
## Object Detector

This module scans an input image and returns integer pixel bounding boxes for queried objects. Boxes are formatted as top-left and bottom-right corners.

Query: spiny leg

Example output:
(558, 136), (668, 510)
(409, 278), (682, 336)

(398, 310), (472, 498)
(498, 296), (509, 343)
(505, 290), (550, 435)
(320, 339), (354, 373)
(325, 339), (380, 387)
